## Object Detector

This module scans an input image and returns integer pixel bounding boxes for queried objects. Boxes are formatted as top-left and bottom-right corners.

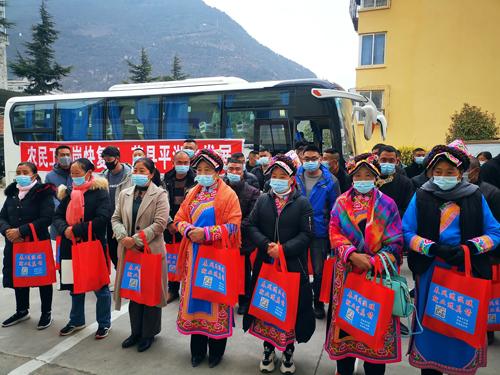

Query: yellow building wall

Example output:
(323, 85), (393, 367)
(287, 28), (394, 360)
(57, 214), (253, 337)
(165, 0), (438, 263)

(355, 0), (500, 153)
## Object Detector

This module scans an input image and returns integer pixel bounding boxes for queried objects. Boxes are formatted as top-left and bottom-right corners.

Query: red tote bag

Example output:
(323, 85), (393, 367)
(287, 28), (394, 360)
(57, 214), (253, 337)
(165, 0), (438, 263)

(488, 265), (500, 331)
(307, 248), (314, 276)
(237, 254), (246, 296)
(423, 246), (491, 348)
(55, 236), (62, 271)
(13, 223), (56, 287)
(166, 238), (182, 282)
(72, 222), (110, 294)
(319, 257), (336, 303)
(336, 263), (395, 351)
(120, 231), (163, 307)
(191, 229), (239, 306)
(248, 246), (301, 332)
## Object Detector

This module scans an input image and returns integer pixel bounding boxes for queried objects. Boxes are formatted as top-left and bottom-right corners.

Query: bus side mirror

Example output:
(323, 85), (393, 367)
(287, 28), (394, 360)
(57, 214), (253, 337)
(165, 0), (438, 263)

(352, 103), (387, 141)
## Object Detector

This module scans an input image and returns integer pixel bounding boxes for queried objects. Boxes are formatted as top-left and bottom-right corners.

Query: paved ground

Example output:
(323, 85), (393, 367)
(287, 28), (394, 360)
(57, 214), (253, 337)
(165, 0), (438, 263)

(0, 192), (499, 374)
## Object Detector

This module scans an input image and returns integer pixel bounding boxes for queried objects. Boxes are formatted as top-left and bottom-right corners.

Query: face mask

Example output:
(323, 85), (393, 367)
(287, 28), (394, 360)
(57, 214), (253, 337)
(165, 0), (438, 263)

(415, 156), (425, 165)
(58, 156), (72, 168)
(353, 180), (375, 194)
(73, 176), (87, 187)
(303, 161), (320, 172)
(105, 160), (118, 171)
(226, 172), (241, 184)
(133, 156), (142, 165)
(258, 157), (270, 166)
(183, 149), (195, 159)
(380, 163), (396, 175)
(242, 164), (246, 172)
(132, 174), (150, 187)
(479, 161), (486, 166)
(270, 178), (290, 194)
(223, 164), (228, 171)
(321, 161), (330, 169)
(433, 176), (459, 191)
(175, 165), (190, 174)
(16, 175), (33, 187)
(195, 174), (215, 187)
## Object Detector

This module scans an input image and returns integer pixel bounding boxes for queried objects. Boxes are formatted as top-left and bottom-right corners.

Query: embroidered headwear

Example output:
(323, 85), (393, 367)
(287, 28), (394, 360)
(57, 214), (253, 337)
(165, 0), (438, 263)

(264, 154), (297, 176)
(191, 148), (224, 172)
(426, 144), (470, 172)
(346, 153), (381, 177)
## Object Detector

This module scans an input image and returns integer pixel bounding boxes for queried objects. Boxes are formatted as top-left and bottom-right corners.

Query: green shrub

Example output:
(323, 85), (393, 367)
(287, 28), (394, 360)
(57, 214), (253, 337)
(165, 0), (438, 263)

(446, 103), (499, 143)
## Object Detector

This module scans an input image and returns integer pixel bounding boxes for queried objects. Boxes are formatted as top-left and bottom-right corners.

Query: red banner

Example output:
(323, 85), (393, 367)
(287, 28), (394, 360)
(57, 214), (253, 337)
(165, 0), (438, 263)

(20, 139), (244, 173)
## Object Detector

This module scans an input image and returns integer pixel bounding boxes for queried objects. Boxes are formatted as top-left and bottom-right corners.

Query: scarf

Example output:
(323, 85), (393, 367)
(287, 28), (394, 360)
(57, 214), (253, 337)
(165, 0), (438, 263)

(421, 179), (478, 201)
(66, 178), (94, 226)
(174, 178), (242, 279)
(330, 187), (403, 257)
(17, 180), (37, 200)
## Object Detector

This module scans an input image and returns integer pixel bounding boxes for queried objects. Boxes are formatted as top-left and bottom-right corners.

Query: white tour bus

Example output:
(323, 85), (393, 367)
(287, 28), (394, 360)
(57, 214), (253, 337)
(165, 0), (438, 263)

(3, 76), (385, 181)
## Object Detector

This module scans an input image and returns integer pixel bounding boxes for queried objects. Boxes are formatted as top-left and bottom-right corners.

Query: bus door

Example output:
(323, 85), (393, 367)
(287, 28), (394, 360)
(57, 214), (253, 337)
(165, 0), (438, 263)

(253, 119), (292, 154)
(294, 117), (335, 152)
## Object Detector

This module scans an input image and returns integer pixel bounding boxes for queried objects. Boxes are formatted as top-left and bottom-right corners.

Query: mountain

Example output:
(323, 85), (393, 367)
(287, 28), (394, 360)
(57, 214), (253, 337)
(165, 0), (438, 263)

(5, 0), (316, 92)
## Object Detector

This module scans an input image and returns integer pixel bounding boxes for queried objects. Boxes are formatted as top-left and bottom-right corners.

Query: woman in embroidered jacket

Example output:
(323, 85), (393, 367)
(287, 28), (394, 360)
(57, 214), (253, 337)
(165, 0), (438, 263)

(174, 149), (242, 369)
(326, 153), (403, 375)
(403, 142), (500, 375)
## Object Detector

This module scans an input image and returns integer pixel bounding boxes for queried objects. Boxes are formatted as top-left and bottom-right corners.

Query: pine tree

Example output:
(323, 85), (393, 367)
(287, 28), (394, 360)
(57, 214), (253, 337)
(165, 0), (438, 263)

(9, 1), (71, 94)
(171, 54), (188, 80)
(126, 47), (154, 83)
(158, 54), (188, 81)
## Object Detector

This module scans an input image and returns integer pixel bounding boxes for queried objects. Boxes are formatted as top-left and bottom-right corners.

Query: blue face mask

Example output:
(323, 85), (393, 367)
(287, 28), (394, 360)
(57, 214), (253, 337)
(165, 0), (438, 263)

(175, 165), (190, 174)
(258, 157), (270, 166)
(132, 174), (150, 187)
(380, 163), (396, 175)
(270, 178), (290, 194)
(303, 161), (320, 172)
(73, 176), (87, 187)
(195, 174), (215, 187)
(321, 161), (330, 169)
(15, 175), (33, 187)
(183, 149), (195, 159)
(433, 176), (459, 191)
(415, 156), (425, 165)
(226, 172), (241, 184)
(133, 156), (142, 165)
(353, 180), (375, 194)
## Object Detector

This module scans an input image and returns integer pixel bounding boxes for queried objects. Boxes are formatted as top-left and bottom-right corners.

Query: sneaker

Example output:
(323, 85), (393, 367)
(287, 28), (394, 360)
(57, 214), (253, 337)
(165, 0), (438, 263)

(95, 326), (111, 339)
(2, 311), (30, 327)
(37, 312), (52, 330)
(280, 348), (296, 374)
(260, 347), (276, 373)
(59, 323), (86, 336)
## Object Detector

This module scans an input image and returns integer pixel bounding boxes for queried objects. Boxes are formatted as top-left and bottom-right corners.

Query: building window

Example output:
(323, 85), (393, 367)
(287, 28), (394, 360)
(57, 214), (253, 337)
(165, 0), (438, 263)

(357, 90), (384, 121)
(361, 0), (388, 9)
(360, 33), (386, 66)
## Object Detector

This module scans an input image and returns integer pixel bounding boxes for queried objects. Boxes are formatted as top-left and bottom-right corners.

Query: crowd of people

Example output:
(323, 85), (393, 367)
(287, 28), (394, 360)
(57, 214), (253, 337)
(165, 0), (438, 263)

(1, 137), (500, 375)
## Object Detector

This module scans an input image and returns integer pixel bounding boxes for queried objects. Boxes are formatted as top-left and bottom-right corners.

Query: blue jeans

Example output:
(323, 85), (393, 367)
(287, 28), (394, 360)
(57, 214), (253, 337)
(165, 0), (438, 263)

(69, 286), (111, 329)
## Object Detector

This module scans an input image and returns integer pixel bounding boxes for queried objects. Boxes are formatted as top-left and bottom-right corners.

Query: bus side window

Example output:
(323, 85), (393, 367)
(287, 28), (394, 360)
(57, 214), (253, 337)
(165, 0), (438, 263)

(12, 103), (54, 143)
(163, 94), (221, 139)
(225, 110), (255, 146)
(56, 99), (105, 141)
(107, 97), (160, 140)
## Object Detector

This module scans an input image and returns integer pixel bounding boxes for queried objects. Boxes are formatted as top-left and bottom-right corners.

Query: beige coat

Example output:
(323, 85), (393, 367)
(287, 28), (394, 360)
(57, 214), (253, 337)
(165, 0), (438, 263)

(111, 183), (169, 310)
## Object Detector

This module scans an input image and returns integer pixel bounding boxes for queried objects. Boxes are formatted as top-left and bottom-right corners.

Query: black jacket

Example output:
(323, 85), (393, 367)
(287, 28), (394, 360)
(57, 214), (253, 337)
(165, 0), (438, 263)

(243, 171), (260, 190)
(411, 172), (429, 190)
(405, 162), (425, 179)
(0, 182), (55, 288)
(243, 189), (315, 343)
(333, 167), (352, 194)
(163, 167), (197, 243)
(478, 180), (500, 260)
(250, 166), (270, 191)
(226, 179), (260, 254)
(481, 154), (500, 189)
(53, 178), (112, 291)
(378, 173), (415, 216)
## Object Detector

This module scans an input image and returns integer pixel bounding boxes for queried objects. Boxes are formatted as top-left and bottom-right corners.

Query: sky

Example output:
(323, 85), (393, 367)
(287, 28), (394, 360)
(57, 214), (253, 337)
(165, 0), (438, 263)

(203, 0), (359, 90)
